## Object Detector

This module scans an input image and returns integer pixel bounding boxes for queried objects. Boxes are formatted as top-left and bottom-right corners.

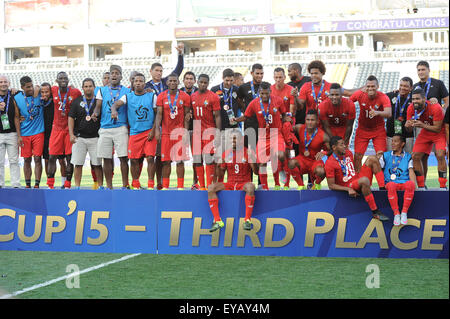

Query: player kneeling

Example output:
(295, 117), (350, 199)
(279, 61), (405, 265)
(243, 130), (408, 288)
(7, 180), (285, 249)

(325, 136), (389, 221)
(208, 131), (258, 232)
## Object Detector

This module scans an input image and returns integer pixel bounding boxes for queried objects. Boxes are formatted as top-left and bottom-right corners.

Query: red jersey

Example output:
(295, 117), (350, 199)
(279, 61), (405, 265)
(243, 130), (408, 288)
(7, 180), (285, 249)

(406, 101), (445, 138)
(51, 86), (81, 131)
(318, 97), (356, 139)
(325, 149), (358, 187)
(220, 148), (253, 184)
(270, 83), (294, 114)
(190, 90), (221, 131)
(299, 80), (332, 112)
(296, 125), (328, 160)
(350, 90), (390, 131)
(156, 90), (191, 135)
(244, 95), (283, 131)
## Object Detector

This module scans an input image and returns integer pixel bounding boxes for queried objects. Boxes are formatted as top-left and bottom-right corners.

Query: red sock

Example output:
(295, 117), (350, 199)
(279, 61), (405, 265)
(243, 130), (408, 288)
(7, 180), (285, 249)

(438, 177), (447, 188)
(259, 173), (269, 190)
(375, 171), (385, 188)
(177, 178), (184, 189)
(218, 174), (224, 183)
(290, 167), (304, 186)
(162, 177), (170, 189)
(47, 177), (55, 189)
(273, 171), (280, 186)
(206, 164), (215, 186)
(364, 193), (378, 211)
(402, 181), (415, 213)
(416, 175), (425, 188)
(283, 161), (290, 187)
(91, 168), (97, 182)
(386, 183), (399, 213)
(195, 165), (205, 188)
(132, 179), (141, 189)
(208, 198), (221, 222)
(148, 179), (154, 189)
(244, 195), (255, 221)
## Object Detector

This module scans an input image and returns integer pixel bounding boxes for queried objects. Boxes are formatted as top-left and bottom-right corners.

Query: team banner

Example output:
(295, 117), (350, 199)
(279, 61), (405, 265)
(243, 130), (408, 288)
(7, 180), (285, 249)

(0, 189), (448, 259)
(175, 16), (449, 38)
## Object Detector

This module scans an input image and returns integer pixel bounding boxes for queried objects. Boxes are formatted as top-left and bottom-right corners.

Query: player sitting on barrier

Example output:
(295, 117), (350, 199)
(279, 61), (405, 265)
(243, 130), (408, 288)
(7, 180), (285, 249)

(325, 135), (389, 221)
(207, 130), (258, 232)
(380, 133), (416, 226)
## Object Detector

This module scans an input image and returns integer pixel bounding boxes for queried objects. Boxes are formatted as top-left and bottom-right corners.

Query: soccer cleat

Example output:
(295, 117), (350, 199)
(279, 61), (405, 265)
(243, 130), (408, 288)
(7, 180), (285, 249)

(25, 185), (31, 189)
(209, 220), (224, 233)
(33, 185), (39, 189)
(243, 220), (253, 231)
(63, 180), (71, 189)
(74, 186), (81, 190)
(400, 212), (408, 225)
(191, 183), (200, 190)
(439, 187), (448, 191)
(98, 186), (105, 190)
(393, 214), (401, 226)
(418, 187), (426, 191)
(92, 181), (99, 190)
(297, 185), (307, 190)
(283, 186), (290, 190)
(274, 185), (281, 190)
(177, 187), (184, 190)
(372, 210), (389, 221)
(279, 170), (288, 184)
(312, 183), (322, 190)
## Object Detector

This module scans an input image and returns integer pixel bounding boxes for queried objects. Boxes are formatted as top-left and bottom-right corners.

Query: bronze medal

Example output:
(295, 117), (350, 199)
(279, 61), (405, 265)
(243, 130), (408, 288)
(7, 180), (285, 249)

(86, 115), (91, 121)
(304, 150), (310, 157)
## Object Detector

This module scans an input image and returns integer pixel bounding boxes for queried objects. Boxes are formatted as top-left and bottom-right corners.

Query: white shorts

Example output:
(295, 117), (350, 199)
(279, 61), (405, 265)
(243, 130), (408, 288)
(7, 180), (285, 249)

(97, 126), (129, 159)
(71, 137), (101, 166)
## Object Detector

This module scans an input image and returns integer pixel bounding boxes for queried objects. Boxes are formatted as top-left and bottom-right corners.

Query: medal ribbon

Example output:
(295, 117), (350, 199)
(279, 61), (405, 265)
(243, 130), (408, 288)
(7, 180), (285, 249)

(167, 90), (179, 114)
(151, 81), (163, 95)
(414, 102), (427, 120)
(58, 88), (70, 113)
(424, 78), (431, 99)
(394, 94), (410, 119)
(259, 97), (271, 126)
(25, 95), (35, 117)
(82, 96), (95, 116)
(391, 152), (404, 172)
(311, 80), (325, 105)
(304, 128), (318, 151)
(250, 81), (260, 99)
(220, 83), (233, 109)
(332, 153), (347, 177)
(109, 85), (122, 103)
(0, 91), (11, 113)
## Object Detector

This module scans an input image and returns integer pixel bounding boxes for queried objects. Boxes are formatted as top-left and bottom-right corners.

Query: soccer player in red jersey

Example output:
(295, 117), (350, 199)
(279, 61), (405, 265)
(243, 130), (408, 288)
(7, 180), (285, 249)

(47, 71), (81, 189)
(350, 75), (391, 172)
(154, 73), (191, 189)
(405, 87), (447, 189)
(190, 74), (221, 190)
(319, 83), (356, 147)
(271, 67), (296, 189)
(325, 136), (389, 221)
(234, 83), (286, 190)
(297, 60), (332, 116)
(288, 110), (330, 190)
(207, 132), (258, 232)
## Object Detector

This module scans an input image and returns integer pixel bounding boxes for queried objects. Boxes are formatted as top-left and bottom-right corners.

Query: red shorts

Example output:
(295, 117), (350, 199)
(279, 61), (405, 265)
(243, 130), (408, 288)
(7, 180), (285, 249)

(223, 181), (248, 190)
(161, 134), (189, 162)
(412, 132), (447, 155)
(348, 164), (374, 190)
(21, 132), (44, 158)
(293, 155), (324, 175)
(192, 131), (216, 156)
(256, 132), (285, 163)
(49, 129), (72, 156)
(128, 130), (157, 159)
(354, 128), (386, 154)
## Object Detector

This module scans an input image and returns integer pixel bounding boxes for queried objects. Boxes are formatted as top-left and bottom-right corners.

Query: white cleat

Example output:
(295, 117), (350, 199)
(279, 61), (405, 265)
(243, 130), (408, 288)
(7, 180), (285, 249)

(400, 212), (408, 225)
(393, 214), (401, 226)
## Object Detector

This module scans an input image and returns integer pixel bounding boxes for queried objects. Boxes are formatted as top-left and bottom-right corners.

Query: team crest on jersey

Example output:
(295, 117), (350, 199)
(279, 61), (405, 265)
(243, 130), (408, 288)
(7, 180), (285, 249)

(180, 100), (184, 105)
(283, 96), (288, 101)
(242, 157), (247, 163)
(374, 104), (379, 110)
(325, 91), (329, 96)
(232, 92), (237, 98)
(192, 101), (196, 105)
(69, 96), (73, 101)
(216, 90), (223, 96)
(391, 97), (397, 104)
(273, 108), (277, 113)
(204, 100), (208, 105)
(80, 101), (85, 107)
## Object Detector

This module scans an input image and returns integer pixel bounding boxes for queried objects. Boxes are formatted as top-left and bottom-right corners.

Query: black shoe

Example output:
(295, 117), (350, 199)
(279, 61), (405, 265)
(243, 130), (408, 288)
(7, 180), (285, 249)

(372, 210), (389, 221)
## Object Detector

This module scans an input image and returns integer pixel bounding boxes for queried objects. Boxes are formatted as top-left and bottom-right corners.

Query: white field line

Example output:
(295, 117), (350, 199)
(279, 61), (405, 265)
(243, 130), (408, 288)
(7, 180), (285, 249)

(0, 253), (141, 299)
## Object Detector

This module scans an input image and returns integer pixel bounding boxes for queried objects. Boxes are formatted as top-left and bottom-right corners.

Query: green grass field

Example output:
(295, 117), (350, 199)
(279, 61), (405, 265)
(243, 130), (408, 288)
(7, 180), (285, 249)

(0, 164), (448, 300)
